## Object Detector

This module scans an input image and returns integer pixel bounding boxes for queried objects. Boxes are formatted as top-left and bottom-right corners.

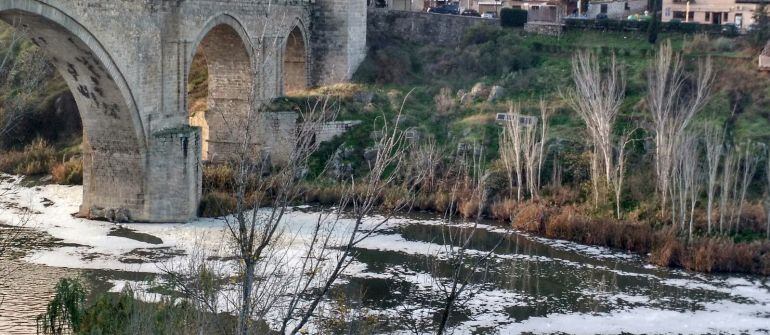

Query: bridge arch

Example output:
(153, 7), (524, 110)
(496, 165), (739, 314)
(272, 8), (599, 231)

(187, 14), (255, 161)
(282, 20), (310, 94)
(0, 0), (148, 220)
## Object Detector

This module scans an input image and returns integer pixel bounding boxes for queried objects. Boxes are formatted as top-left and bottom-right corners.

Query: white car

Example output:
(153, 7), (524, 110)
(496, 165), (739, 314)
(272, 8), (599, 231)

(481, 12), (495, 19)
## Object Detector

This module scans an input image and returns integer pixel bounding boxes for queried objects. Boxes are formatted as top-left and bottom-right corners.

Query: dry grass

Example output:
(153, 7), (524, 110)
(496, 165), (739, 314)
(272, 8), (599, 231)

(51, 158), (82, 185)
(0, 138), (57, 175)
(511, 202), (548, 233)
(434, 87), (456, 116)
(198, 191), (236, 217)
(489, 199), (518, 222)
(202, 163), (235, 192)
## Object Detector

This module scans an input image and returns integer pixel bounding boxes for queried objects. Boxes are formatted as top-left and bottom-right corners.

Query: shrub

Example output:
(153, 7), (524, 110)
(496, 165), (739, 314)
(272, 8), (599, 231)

(51, 158), (83, 185)
(37, 278), (87, 334)
(500, 8), (527, 27)
(649, 228), (682, 268)
(512, 202), (547, 233)
(198, 191), (236, 217)
(490, 199), (517, 221)
(0, 138), (56, 175)
(434, 87), (457, 116)
(202, 163), (234, 192)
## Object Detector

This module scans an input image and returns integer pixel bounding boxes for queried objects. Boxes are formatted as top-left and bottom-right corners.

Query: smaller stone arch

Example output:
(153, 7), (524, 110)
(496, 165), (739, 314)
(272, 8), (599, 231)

(282, 20), (310, 95)
(187, 14), (255, 161)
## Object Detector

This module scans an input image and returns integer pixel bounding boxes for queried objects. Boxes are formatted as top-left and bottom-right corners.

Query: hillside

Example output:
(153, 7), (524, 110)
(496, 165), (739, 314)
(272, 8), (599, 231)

(1, 22), (770, 274)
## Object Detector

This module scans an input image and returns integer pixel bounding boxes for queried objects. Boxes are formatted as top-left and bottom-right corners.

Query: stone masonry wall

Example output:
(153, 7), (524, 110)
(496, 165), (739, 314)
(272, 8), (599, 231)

(311, 0), (368, 85)
(367, 9), (498, 46)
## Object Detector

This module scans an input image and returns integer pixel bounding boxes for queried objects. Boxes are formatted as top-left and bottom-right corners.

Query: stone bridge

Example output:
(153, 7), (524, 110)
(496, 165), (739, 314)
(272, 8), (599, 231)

(0, 0), (367, 222)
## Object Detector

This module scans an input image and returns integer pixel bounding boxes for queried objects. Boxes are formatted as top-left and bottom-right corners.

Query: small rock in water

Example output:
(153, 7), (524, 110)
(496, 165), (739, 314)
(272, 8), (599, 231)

(40, 198), (54, 207)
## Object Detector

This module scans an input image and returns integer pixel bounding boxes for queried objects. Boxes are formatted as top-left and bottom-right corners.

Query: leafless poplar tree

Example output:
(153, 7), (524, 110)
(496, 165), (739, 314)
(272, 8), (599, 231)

(703, 124), (725, 234)
(500, 103), (524, 201)
(563, 50), (625, 205)
(719, 148), (738, 234)
(676, 133), (702, 240)
(536, 99), (552, 192)
(765, 146), (770, 239)
(736, 141), (760, 233)
(646, 40), (714, 215)
(499, 102), (550, 201)
(611, 129), (637, 220)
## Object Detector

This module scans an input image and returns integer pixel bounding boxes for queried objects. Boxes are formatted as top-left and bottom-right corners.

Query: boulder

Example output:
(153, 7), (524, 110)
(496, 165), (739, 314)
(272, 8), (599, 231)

(469, 83), (489, 100)
(488, 85), (505, 102)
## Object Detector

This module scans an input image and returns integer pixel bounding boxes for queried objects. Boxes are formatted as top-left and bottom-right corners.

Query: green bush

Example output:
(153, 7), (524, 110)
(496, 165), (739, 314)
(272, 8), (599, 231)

(500, 8), (527, 27)
(37, 278), (87, 334)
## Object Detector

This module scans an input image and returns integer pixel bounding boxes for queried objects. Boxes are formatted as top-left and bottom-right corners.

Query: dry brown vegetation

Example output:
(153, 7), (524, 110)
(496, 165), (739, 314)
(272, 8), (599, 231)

(0, 138), (56, 175)
(51, 158), (82, 185)
(499, 199), (770, 275)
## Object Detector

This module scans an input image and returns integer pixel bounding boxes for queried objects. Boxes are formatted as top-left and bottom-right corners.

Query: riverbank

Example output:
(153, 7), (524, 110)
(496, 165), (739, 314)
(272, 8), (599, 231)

(1, 175), (769, 334)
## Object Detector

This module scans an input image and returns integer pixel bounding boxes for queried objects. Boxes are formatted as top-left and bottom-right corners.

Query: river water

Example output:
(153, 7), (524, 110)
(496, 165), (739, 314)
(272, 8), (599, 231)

(0, 175), (768, 334)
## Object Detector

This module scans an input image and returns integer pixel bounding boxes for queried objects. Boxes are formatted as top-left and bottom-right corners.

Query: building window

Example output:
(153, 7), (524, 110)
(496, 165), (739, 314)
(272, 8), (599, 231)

(723, 12), (728, 21)
(601, 3), (608, 13)
(624, 1), (630, 10)
(705, 12), (710, 21)
(673, 11), (686, 19)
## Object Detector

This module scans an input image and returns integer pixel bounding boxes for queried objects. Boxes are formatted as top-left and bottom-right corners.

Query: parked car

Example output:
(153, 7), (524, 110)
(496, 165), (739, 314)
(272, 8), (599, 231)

(428, 4), (460, 15)
(461, 9), (481, 17)
(481, 11), (496, 19)
(596, 13), (608, 20)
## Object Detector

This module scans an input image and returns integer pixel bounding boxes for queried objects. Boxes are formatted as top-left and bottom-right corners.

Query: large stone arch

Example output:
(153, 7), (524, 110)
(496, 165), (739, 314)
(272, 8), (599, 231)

(187, 14), (255, 162)
(0, 1), (149, 220)
(282, 20), (310, 95)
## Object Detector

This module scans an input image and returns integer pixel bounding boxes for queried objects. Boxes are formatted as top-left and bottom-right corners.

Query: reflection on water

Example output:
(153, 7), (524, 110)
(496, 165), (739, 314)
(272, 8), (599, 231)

(0, 211), (768, 333)
(350, 222), (760, 331)
(0, 259), (79, 334)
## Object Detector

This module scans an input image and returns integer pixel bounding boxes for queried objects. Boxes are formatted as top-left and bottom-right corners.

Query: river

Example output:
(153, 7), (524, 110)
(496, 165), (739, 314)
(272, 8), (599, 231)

(0, 175), (768, 334)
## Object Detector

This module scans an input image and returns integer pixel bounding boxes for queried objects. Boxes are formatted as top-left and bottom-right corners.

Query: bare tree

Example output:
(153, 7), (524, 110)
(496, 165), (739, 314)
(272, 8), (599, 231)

(563, 50), (625, 205)
(736, 141), (760, 233)
(279, 108), (412, 335)
(765, 146), (770, 239)
(703, 124), (725, 234)
(536, 99), (552, 192)
(522, 114), (539, 198)
(676, 133), (703, 240)
(646, 40), (714, 215)
(499, 102), (550, 202)
(430, 144), (503, 335)
(499, 103), (524, 201)
(406, 136), (443, 192)
(719, 148), (738, 234)
(611, 129), (637, 220)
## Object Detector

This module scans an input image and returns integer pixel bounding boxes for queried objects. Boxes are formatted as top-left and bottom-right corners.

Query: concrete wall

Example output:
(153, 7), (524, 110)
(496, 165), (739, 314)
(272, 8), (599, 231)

(585, 0), (646, 19)
(367, 9), (498, 45)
